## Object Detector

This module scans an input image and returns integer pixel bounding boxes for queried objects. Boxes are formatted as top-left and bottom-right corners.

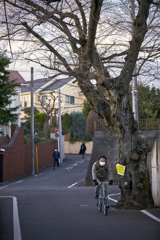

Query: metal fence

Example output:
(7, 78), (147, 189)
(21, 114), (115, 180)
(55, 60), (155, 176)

(139, 119), (160, 130)
(64, 130), (93, 141)
(94, 119), (160, 130)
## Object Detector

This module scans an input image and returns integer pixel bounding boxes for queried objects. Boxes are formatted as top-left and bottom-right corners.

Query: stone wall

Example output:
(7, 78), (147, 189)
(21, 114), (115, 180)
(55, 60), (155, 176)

(151, 132), (160, 206)
(88, 129), (159, 184)
(90, 129), (119, 183)
(141, 130), (159, 152)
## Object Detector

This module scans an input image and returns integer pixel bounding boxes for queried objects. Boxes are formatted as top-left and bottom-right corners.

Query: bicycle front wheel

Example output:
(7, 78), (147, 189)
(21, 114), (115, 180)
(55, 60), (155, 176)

(103, 205), (108, 215)
(98, 198), (102, 212)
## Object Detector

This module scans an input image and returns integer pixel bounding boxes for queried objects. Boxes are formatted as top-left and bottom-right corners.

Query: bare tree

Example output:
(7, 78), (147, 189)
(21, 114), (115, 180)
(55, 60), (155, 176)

(1, 0), (160, 208)
(38, 91), (58, 138)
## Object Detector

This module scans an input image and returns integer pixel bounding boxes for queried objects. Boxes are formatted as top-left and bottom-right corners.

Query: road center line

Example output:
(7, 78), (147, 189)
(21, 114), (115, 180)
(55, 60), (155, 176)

(68, 178), (84, 188)
(0, 196), (22, 240)
(68, 182), (78, 188)
(0, 180), (23, 190)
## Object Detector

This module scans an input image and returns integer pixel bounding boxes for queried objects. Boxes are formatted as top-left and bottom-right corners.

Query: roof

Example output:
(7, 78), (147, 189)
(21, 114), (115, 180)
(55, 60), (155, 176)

(7, 70), (26, 84)
(21, 77), (52, 93)
(40, 77), (75, 93)
(21, 77), (75, 93)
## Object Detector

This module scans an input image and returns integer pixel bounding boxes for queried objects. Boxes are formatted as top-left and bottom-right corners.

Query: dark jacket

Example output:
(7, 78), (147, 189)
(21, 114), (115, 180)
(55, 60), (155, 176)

(53, 151), (60, 159)
(79, 143), (86, 154)
(92, 160), (113, 181)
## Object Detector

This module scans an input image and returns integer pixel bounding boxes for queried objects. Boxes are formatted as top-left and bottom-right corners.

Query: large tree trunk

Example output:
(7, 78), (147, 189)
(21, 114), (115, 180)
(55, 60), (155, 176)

(85, 92), (153, 209)
(84, 91), (154, 209)
(115, 93), (153, 209)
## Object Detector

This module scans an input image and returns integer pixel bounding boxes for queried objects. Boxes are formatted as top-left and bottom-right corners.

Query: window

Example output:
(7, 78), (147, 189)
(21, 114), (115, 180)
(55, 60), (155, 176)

(24, 101), (27, 108)
(65, 95), (75, 105)
(42, 95), (47, 107)
(24, 96), (27, 108)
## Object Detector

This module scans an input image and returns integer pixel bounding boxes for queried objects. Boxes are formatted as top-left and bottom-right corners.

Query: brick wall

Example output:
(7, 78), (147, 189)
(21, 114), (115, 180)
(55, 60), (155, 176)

(1, 127), (57, 182)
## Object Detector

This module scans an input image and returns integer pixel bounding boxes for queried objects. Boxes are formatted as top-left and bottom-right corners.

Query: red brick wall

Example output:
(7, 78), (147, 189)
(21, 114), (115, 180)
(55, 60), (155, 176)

(1, 127), (57, 182)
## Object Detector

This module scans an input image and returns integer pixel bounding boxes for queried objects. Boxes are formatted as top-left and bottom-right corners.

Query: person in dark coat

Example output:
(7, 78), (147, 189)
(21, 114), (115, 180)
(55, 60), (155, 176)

(53, 148), (60, 170)
(79, 142), (86, 158)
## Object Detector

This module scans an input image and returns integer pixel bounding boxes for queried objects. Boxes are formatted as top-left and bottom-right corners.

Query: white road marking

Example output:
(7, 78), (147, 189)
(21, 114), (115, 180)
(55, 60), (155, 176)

(68, 182), (78, 188)
(66, 167), (73, 170)
(108, 193), (160, 223)
(76, 160), (84, 164)
(68, 179), (84, 188)
(0, 180), (23, 190)
(66, 160), (84, 171)
(72, 164), (78, 167)
(108, 193), (120, 203)
(140, 210), (160, 223)
(0, 196), (22, 240)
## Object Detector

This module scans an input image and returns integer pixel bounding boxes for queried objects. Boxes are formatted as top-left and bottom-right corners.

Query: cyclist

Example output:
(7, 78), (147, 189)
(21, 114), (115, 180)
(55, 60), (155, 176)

(92, 156), (113, 199)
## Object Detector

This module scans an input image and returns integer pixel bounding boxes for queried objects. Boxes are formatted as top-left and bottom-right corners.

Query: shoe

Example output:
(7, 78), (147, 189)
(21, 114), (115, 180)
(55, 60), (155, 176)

(94, 195), (99, 199)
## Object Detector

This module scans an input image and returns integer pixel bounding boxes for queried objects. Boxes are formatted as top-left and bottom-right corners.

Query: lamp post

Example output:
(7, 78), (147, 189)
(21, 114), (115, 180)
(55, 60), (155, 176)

(21, 68), (35, 175)
(130, 0), (139, 123)
(58, 88), (62, 164)
(31, 67), (35, 175)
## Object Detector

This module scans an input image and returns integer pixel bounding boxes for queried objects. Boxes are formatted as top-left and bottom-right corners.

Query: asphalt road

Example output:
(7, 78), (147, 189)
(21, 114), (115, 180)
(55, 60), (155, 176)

(0, 154), (160, 240)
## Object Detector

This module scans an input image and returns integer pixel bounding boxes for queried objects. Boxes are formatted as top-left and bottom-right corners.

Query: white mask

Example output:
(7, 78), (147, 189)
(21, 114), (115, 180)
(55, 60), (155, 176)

(100, 162), (105, 167)
(55, 149), (57, 151)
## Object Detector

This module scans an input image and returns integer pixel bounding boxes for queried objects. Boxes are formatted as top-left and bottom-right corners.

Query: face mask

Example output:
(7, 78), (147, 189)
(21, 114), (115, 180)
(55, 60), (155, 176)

(55, 149), (57, 151)
(100, 162), (105, 167)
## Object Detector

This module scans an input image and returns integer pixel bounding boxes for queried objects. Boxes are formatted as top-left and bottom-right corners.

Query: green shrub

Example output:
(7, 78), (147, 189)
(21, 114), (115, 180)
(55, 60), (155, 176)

(70, 111), (92, 141)
(62, 113), (71, 135)
(24, 134), (51, 145)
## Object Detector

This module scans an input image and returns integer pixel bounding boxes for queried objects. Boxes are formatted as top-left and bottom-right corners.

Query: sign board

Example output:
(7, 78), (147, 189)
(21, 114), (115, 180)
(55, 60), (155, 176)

(55, 133), (59, 138)
(116, 164), (125, 176)
(54, 128), (59, 133)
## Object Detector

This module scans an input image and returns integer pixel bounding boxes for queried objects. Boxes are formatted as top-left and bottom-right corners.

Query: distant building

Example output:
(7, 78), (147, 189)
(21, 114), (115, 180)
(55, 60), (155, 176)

(20, 77), (86, 122)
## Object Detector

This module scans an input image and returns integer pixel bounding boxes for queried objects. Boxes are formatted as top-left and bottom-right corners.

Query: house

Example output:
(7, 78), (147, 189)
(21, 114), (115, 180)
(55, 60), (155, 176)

(0, 70), (26, 141)
(20, 76), (86, 122)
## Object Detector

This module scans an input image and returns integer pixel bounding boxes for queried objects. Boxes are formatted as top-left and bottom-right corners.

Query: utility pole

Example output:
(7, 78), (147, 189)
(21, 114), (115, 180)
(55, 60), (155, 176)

(31, 67), (35, 175)
(58, 88), (62, 164)
(130, 0), (139, 123)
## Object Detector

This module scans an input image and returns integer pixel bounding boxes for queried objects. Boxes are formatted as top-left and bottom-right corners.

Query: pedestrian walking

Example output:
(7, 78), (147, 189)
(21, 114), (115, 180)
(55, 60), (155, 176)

(79, 142), (86, 158)
(53, 148), (60, 170)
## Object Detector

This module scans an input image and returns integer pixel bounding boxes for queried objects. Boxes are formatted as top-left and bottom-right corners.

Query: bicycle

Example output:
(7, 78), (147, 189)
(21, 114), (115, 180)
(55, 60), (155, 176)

(96, 181), (108, 216)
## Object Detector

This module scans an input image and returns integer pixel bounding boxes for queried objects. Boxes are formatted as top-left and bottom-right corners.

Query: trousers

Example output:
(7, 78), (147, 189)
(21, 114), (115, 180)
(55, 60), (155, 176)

(53, 159), (59, 168)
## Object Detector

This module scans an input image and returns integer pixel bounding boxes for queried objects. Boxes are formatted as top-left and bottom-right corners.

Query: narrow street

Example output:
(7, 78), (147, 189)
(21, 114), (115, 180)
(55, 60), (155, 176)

(0, 155), (160, 240)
